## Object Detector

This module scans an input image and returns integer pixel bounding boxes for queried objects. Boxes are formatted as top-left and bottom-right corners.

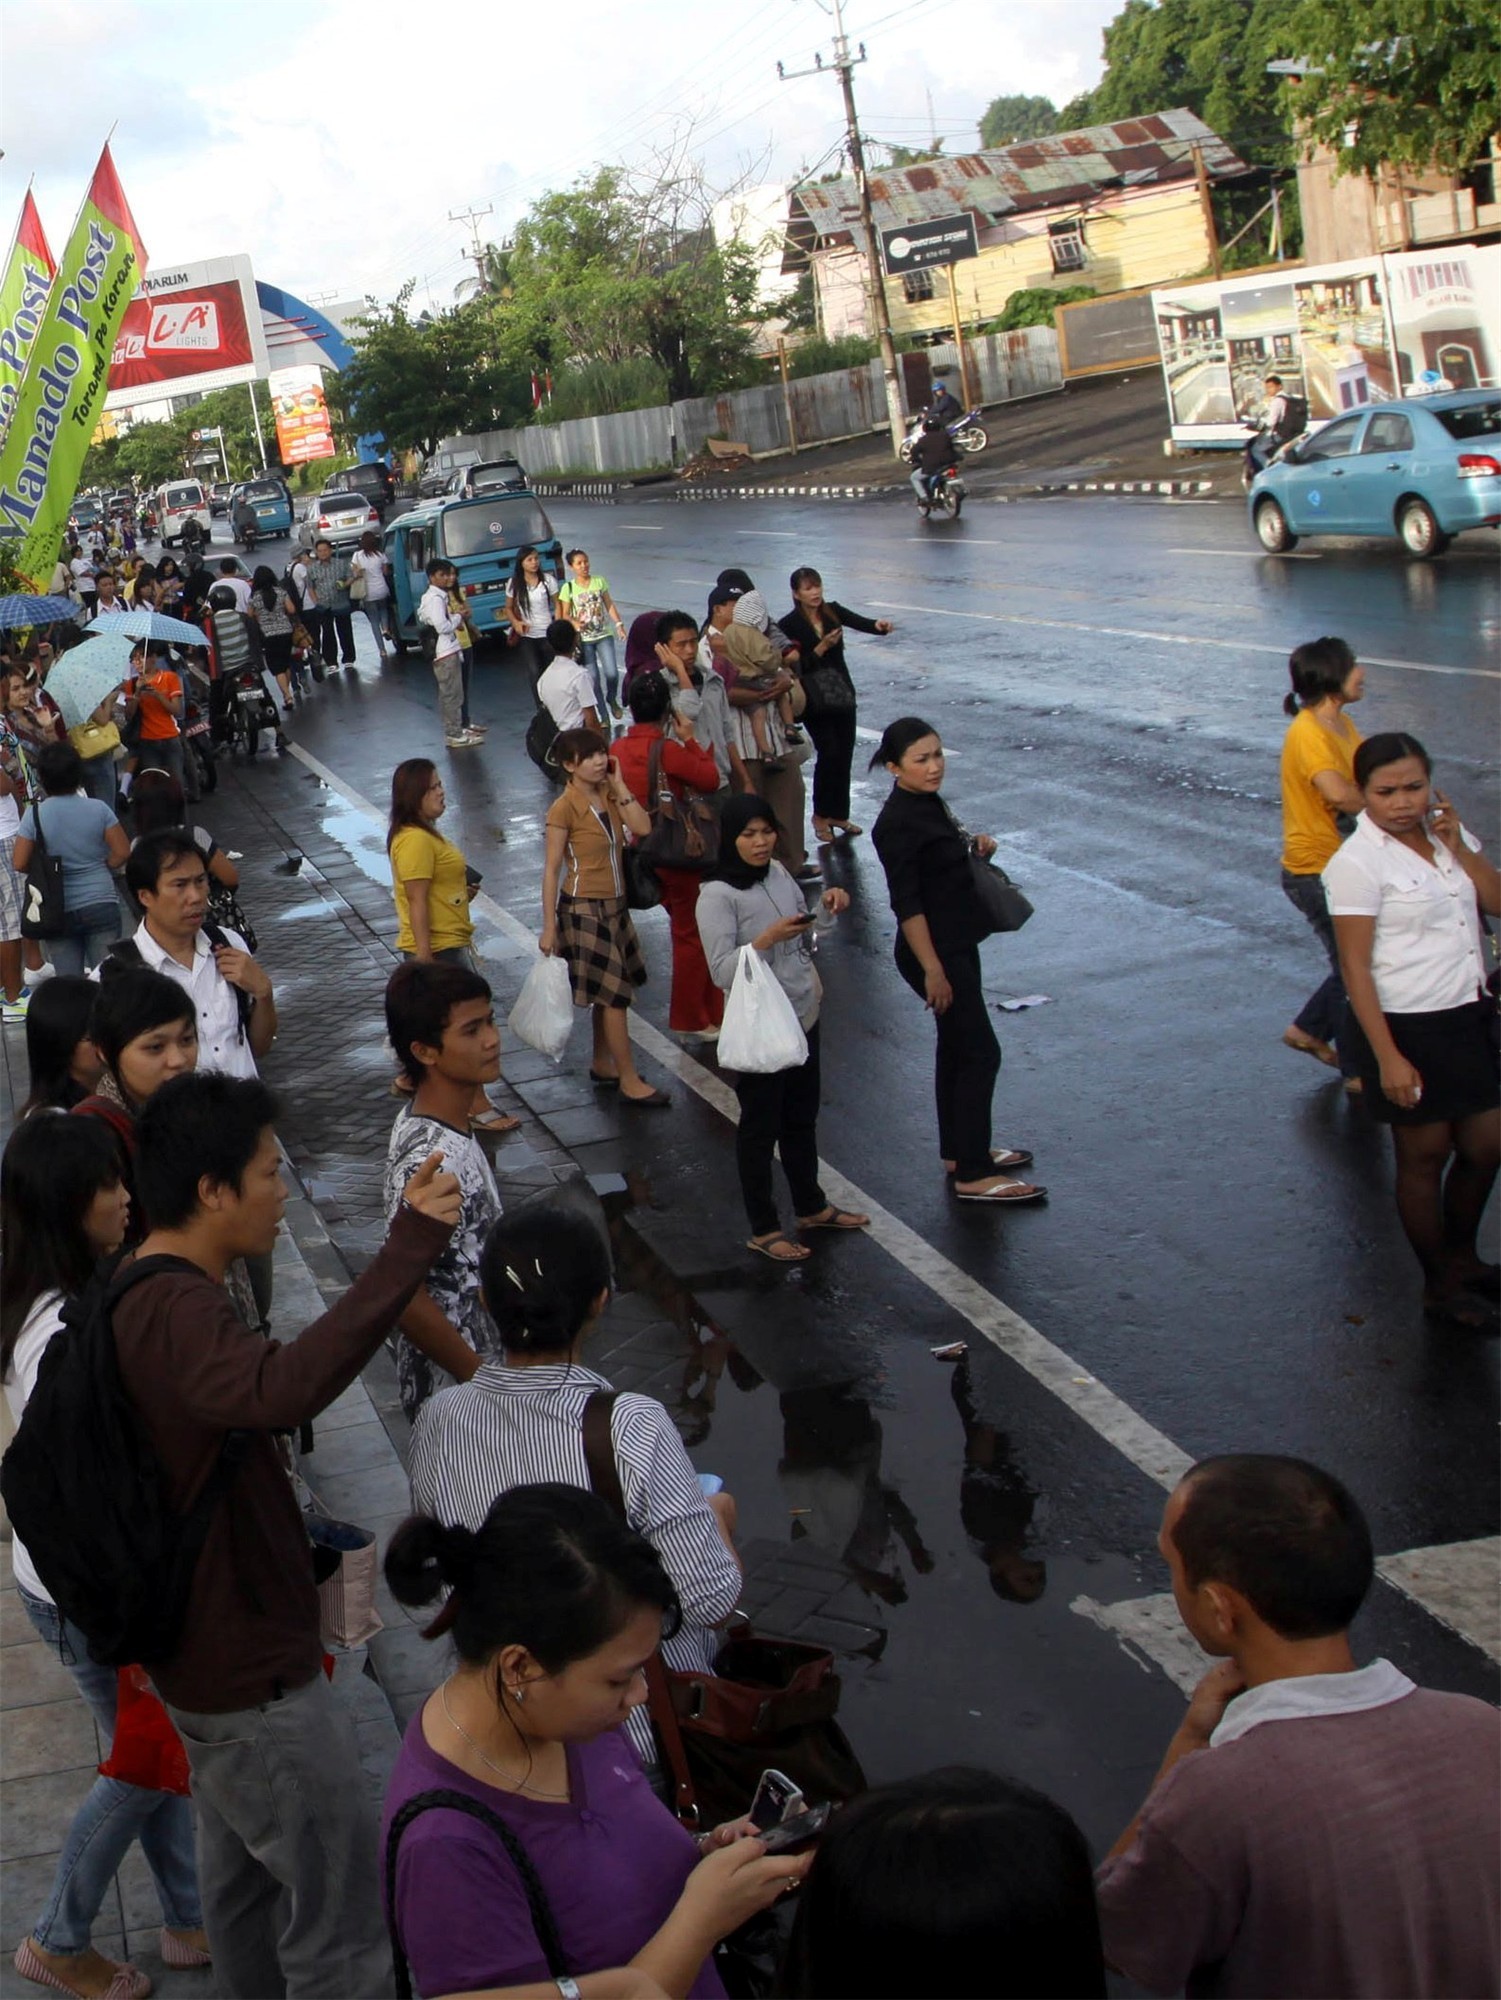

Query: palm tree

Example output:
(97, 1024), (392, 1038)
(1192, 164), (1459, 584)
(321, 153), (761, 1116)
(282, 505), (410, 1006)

(454, 241), (513, 302)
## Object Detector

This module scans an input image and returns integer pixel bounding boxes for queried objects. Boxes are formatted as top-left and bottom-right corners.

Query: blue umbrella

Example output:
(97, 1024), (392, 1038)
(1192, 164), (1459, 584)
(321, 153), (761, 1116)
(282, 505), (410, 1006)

(38, 631), (140, 729)
(102, 608), (209, 646)
(0, 593), (81, 630)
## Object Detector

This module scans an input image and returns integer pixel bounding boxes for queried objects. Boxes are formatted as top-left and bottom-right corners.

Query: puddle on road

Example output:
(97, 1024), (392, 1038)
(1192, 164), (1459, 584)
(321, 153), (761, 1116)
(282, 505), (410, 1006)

(301, 777), (394, 888)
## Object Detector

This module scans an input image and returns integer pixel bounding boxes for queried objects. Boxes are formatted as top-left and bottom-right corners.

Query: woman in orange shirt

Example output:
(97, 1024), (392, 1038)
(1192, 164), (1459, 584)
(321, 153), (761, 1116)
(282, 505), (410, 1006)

(1278, 636), (1365, 1079)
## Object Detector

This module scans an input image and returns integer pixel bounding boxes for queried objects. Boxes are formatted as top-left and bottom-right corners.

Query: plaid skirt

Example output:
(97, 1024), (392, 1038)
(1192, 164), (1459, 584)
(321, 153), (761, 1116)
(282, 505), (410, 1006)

(559, 895), (647, 1009)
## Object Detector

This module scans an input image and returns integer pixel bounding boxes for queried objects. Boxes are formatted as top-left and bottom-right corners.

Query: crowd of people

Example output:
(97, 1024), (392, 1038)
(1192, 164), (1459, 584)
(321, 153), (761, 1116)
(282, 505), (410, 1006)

(0, 509), (1497, 2000)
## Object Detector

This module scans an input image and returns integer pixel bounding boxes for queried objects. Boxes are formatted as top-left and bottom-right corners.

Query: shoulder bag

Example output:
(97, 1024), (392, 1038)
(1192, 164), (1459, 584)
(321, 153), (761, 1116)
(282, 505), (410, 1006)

(943, 803), (1033, 936)
(797, 625), (856, 718)
(633, 735), (721, 873)
(19, 799), (66, 940)
(348, 562), (369, 603)
(582, 1391), (866, 1832)
(385, 1789), (568, 2000)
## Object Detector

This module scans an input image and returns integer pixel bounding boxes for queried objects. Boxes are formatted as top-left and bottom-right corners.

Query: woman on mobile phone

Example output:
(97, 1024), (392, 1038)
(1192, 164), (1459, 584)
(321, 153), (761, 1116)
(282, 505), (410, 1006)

(870, 719), (1043, 1205)
(696, 795), (866, 1263)
(540, 729), (667, 1107)
(1325, 732), (1500, 1329)
(381, 1485), (809, 2000)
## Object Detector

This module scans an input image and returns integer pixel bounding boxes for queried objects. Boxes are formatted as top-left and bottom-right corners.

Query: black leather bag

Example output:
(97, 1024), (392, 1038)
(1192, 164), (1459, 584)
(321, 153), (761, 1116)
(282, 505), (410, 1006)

(969, 856), (1033, 936)
(623, 845), (662, 911)
(633, 736), (721, 872)
(19, 800), (66, 940)
(800, 663), (856, 717)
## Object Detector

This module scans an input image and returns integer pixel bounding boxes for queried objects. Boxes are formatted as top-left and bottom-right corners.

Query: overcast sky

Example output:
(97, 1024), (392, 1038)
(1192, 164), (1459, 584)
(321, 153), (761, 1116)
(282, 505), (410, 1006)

(2, 0), (1120, 315)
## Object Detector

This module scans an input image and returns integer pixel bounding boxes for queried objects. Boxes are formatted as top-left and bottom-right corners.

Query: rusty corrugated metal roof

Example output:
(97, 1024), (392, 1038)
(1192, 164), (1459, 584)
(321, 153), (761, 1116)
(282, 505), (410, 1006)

(787, 109), (1248, 255)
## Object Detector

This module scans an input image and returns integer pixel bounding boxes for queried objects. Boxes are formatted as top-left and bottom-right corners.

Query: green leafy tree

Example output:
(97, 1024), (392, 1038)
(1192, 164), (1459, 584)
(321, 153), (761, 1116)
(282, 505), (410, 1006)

(979, 94), (1061, 146)
(989, 284), (1097, 330)
(881, 142), (947, 167)
(340, 285), (527, 455)
(1279, 0), (1501, 174)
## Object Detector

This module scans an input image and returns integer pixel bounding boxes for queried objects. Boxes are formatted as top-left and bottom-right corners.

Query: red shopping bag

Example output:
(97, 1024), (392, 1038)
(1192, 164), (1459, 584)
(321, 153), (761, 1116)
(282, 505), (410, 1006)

(98, 1667), (191, 1795)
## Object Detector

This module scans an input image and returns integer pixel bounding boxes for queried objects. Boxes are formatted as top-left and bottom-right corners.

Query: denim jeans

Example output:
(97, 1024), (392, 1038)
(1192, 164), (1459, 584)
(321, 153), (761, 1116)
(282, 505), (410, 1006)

(1281, 867), (1354, 1068)
(46, 898), (122, 977)
(361, 599), (393, 654)
(582, 634), (620, 711)
(79, 752), (117, 808)
(18, 1586), (201, 1952)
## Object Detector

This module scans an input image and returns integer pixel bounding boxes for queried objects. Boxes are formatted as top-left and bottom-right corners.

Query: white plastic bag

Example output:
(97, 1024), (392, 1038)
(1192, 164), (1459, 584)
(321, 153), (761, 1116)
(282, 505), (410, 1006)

(508, 953), (575, 1062)
(716, 944), (809, 1074)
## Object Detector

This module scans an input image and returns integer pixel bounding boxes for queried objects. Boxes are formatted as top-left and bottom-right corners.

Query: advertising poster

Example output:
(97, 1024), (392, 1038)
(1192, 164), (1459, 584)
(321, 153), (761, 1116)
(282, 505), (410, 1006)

(1292, 263), (1396, 416)
(270, 365), (335, 463)
(1385, 246), (1501, 391)
(0, 145), (147, 584)
(1153, 289), (1234, 427)
(0, 189), (57, 448)
(1219, 278), (1303, 419)
(103, 255), (268, 405)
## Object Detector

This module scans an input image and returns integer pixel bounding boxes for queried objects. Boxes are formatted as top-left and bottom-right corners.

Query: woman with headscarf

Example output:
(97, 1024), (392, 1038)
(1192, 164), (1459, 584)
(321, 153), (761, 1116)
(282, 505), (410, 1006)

(720, 624), (812, 880)
(696, 794), (866, 1262)
(621, 609), (665, 702)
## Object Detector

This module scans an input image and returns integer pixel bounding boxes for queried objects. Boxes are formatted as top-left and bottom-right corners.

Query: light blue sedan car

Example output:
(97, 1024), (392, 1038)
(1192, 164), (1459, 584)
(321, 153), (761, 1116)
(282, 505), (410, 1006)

(1248, 389), (1501, 558)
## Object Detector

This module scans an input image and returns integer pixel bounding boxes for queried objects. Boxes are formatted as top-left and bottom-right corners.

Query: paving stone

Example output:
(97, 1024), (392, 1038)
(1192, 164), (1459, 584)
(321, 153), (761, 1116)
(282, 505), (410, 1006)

(0, 1701), (99, 1783)
(1, 1770), (100, 1862)
(0, 1592), (37, 1650)
(1, 1644), (79, 1712)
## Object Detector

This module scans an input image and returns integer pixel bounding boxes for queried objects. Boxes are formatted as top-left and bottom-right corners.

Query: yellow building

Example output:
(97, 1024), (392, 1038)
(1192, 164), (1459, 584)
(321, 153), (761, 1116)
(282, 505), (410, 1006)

(783, 109), (1250, 341)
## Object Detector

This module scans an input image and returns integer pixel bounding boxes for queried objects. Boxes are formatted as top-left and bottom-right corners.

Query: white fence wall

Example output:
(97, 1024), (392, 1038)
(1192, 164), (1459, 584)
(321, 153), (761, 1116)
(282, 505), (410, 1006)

(447, 326), (1060, 478)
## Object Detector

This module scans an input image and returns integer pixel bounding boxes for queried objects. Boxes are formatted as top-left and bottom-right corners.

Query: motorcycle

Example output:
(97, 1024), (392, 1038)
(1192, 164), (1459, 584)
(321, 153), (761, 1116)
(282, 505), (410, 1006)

(900, 407), (988, 464)
(916, 465), (966, 521)
(236, 514), (258, 553)
(178, 657), (218, 795)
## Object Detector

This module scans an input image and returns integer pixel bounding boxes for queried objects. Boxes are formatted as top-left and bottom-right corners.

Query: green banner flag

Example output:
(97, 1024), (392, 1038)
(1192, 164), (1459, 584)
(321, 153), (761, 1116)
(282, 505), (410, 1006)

(0, 145), (147, 585)
(0, 188), (57, 449)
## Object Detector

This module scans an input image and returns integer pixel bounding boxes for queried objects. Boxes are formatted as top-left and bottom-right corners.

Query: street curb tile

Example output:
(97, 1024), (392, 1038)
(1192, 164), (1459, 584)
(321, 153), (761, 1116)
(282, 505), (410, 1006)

(1035, 478), (1221, 499)
(673, 485), (877, 503)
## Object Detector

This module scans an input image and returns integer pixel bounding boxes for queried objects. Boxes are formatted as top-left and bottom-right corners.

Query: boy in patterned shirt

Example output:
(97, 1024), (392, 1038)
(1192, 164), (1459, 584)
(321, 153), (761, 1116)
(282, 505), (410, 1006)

(381, 960), (505, 1417)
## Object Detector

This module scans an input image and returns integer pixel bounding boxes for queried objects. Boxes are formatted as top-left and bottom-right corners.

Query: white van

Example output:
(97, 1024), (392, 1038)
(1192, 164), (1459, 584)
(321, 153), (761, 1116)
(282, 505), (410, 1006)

(153, 479), (212, 548)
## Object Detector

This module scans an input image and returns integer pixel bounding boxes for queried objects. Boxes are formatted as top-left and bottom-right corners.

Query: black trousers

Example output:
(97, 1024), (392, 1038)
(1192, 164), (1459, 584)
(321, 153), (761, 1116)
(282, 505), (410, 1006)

(806, 707), (858, 821)
(732, 1023), (827, 1235)
(310, 608), (355, 664)
(896, 939), (999, 1178)
(514, 636), (552, 697)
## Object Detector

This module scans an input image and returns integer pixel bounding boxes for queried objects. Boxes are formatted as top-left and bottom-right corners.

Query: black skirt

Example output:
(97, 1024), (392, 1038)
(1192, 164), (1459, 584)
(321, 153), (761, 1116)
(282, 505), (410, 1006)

(1341, 997), (1499, 1126)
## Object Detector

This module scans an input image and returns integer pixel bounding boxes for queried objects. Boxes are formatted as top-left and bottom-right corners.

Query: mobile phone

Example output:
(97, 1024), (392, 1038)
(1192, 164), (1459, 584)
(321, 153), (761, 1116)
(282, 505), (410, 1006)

(789, 909), (816, 926)
(749, 1768), (804, 1832)
(760, 1801), (832, 1855)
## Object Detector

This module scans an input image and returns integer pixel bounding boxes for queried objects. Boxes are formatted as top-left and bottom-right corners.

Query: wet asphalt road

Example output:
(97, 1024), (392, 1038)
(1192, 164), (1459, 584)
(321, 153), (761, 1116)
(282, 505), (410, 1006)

(223, 495), (1498, 1846)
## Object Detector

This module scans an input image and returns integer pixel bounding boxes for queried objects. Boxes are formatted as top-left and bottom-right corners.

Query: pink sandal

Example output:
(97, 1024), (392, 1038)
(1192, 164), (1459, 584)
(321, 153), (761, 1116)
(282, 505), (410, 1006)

(14, 1940), (152, 2000)
(158, 1931), (211, 1971)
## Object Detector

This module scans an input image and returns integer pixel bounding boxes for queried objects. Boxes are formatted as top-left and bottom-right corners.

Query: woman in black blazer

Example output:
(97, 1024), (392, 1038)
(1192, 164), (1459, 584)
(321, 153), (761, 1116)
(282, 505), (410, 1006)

(782, 567), (892, 843)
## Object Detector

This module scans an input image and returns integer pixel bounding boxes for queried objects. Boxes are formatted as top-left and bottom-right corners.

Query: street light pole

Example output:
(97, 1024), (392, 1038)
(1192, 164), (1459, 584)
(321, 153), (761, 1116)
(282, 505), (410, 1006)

(779, 0), (907, 455)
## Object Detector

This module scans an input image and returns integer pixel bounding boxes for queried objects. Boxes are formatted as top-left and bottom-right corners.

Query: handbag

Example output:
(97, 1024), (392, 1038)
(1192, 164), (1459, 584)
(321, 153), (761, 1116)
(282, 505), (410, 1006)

(968, 856), (1033, 936)
(633, 736), (721, 873)
(799, 663), (855, 718)
(305, 1505), (383, 1648)
(623, 844), (663, 911)
(20, 800), (66, 940)
(348, 567), (369, 603)
(582, 1393), (867, 1832)
(386, 1790), (568, 2000)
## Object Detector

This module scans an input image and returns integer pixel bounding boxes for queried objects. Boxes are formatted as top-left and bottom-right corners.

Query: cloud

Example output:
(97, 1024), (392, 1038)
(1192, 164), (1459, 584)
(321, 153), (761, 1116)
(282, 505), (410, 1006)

(1, 0), (1119, 313)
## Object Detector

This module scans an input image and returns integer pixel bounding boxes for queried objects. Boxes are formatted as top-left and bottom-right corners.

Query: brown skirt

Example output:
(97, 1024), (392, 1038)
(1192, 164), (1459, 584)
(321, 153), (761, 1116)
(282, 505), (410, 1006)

(558, 895), (647, 1009)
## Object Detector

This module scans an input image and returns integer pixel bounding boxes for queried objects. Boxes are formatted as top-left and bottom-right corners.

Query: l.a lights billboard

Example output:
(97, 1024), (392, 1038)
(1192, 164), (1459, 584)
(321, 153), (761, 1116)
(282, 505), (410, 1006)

(104, 254), (270, 402)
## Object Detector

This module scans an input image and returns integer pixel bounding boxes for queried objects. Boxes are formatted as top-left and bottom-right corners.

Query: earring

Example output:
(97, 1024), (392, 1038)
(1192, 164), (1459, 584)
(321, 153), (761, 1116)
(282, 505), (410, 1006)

(509, 1683), (526, 1704)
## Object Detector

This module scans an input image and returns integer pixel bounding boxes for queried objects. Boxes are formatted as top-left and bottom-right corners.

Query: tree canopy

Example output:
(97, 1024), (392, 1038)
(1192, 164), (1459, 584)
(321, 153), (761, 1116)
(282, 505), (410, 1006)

(1279, 0), (1501, 174)
(979, 95), (1062, 147)
(82, 382), (280, 494)
(338, 286), (530, 456)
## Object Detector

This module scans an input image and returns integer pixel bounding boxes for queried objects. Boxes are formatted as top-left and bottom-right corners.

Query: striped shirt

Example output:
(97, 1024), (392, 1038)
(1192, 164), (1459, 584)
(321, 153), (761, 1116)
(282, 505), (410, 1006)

(409, 1360), (740, 1764)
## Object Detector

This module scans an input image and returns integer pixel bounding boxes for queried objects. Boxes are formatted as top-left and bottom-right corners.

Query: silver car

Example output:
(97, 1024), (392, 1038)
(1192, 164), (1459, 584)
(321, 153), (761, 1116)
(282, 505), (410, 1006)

(297, 491), (383, 552)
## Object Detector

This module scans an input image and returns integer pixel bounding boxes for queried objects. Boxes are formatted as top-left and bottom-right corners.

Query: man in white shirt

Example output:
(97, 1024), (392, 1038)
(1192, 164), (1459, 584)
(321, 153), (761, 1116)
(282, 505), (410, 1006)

(216, 559), (254, 614)
(536, 633), (603, 736)
(69, 545), (98, 616)
(417, 559), (479, 749)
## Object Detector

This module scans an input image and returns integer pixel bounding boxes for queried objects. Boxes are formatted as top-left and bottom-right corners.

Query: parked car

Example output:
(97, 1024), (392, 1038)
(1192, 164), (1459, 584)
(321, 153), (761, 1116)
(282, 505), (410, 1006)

(446, 457), (528, 499)
(209, 481), (235, 517)
(296, 491), (384, 552)
(323, 460), (396, 520)
(418, 447), (481, 497)
(1248, 389), (1501, 559)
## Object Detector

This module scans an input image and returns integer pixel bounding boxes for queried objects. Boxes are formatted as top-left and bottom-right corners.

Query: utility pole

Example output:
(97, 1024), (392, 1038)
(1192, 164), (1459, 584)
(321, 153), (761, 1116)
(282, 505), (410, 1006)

(1190, 143), (1223, 278)
(449, 203), (495, 292)
(779, 0), (906, 455)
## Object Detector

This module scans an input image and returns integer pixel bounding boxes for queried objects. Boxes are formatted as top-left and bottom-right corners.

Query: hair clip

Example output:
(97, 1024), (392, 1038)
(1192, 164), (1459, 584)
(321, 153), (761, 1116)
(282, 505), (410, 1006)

(505, 1264), (524, 1289)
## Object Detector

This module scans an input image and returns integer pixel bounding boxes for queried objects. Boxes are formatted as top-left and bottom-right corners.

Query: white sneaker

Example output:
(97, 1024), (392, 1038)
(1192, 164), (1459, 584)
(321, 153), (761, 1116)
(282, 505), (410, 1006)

(22, 961), (55, 988)
(445, 733), (480, 749)
(2, 995), (28, 1022)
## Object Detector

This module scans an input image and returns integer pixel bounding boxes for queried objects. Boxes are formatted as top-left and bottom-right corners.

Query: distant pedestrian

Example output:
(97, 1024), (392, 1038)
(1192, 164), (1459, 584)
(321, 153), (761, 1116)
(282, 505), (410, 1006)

(871, 718), (1043, 1204)
(246, 565), (299, 710)
(13, 742), (129, 977)
(123, 642), (186, 796)
(1097, 1454), (1501, 1998)
(536, 619), (603, 736)
(68, 544), (97, 618)
(215, 558), (253, 614)
(558, 547), (628, 717)
(418, 558), (480, 749)
(504, 545), (557, 695)
(722, 624), (809, 877)
(781, 566), (893, 844)
(658, 607), (747, 794)
(539, 728), (666, 1105)
(1279, 637), (1365, 1078)
(303, 538), (356, 668)
(349, 530), (395, 660)
(1325, 733), (1500, 1330)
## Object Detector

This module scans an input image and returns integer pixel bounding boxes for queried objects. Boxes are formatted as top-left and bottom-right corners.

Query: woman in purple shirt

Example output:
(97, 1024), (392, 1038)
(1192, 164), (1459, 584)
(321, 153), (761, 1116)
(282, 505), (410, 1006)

(382, 1484), (808, 2000)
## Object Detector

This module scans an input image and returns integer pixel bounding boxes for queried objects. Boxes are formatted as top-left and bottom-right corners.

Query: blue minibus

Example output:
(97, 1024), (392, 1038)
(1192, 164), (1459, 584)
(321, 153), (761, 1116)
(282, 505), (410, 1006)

(385, 492), (563, 648)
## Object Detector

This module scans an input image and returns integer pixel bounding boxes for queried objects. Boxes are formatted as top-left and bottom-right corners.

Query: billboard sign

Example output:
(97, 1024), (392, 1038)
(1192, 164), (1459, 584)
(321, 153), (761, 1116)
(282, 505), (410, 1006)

(269, 364), (335, 463)
(104, 254), (269, 404)
(880, 212), (979, 275)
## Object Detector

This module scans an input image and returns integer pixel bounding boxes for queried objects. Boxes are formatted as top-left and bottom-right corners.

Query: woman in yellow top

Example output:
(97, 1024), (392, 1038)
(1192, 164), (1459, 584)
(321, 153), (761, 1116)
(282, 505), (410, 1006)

(386, 757), (518, 1133)
(1279, 636), (1365, 1078)
(538, 727), (667, 1106)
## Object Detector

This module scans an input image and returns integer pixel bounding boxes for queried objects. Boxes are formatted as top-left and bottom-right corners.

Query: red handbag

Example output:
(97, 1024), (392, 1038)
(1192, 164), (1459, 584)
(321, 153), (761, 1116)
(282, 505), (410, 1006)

(98, 1667), (191, 1795)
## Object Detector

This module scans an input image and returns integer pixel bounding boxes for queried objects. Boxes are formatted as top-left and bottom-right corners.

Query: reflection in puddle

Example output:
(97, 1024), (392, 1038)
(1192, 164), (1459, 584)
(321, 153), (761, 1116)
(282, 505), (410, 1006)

(952, 1356), (1046, 1604)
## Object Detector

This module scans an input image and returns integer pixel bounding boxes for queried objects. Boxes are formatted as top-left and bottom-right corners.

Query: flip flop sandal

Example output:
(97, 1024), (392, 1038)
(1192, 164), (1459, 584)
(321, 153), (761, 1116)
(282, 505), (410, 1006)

(748, 1232), (811, 1262)
(797, 1207), (869, 1231)
(953, 1179), (1048, 1204)
(13, 1942), (151, 2000)
(470, 1110), (522, 1134)
(945, 1147), (1034, 1173)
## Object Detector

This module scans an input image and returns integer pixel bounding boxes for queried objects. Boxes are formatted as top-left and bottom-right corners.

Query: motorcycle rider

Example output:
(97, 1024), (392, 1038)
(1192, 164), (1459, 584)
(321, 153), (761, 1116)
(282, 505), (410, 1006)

(232, 489), (259, 549)
(928, 376), (963, 425)
(1244, 373), (1305, 478)
(910, 414), (961, 504)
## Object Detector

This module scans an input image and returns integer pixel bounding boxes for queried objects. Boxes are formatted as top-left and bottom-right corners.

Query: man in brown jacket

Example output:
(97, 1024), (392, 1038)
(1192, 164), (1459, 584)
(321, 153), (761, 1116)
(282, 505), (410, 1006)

(119, 1072), (461, 1999)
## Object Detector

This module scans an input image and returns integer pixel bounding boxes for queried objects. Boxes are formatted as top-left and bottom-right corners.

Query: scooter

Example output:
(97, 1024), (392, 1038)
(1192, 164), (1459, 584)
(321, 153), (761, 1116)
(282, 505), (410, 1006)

(178, 657), (218, 795)
(916, 466), (966, 521)
(900, 407), (988, 464)
(236, 515), (258, 553)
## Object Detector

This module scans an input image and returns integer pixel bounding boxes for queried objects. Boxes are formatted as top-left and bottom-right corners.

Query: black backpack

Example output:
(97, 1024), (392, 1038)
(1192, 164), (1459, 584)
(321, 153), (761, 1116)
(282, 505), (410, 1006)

(524, 704), (562, 780)
(1273, 394), (1308, 444)
(0, 1256), (251, 1667)
(106, 920), (254, 1038)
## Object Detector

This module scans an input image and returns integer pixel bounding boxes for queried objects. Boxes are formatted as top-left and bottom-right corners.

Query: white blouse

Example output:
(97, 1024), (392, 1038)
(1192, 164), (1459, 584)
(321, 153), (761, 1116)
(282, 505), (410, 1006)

(1323, 813), (1488, 1014)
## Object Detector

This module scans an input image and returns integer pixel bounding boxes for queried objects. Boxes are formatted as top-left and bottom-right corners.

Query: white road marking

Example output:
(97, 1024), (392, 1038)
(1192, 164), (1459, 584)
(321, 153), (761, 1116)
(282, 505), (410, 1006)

(1071, 1592), (1210, 1696)
(617, 525), (665, 532)
(866, 597), (1501, 681)
(285, 741), (1190, 1494)
(1375, 1537), (1501, 1663)
(737, 530), (799, 537)
(1167, 546), (1323, 561)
